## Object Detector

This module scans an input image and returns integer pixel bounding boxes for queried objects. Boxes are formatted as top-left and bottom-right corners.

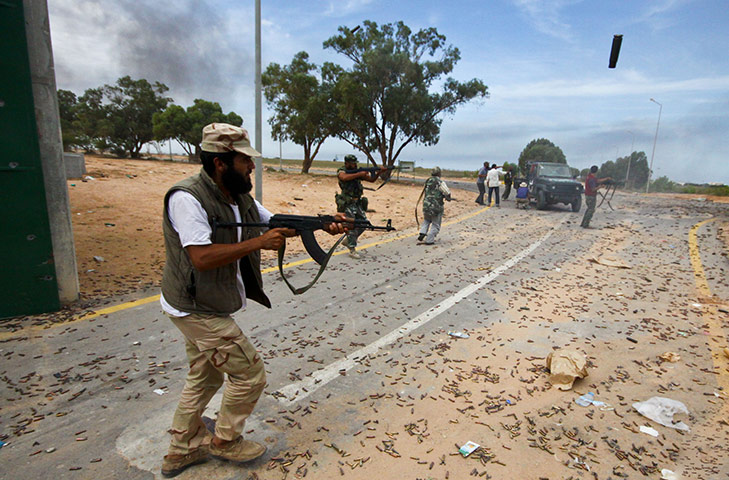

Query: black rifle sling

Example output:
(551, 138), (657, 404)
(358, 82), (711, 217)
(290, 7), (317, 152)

(277, 234), (346, 295)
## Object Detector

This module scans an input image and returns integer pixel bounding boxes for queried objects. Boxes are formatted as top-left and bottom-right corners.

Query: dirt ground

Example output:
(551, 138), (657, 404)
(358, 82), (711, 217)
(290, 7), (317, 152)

(67, 155), (475, 306)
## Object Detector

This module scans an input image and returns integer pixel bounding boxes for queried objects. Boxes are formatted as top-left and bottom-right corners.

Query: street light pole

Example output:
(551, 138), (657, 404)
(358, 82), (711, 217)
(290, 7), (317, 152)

(625, 130), (634, 188)
(254, 0), (262, 202)
(646, 98), (662, 194)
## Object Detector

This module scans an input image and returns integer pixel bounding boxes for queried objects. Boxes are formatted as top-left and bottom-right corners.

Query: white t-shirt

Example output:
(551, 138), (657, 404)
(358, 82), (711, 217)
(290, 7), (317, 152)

(160, 190), (273, 317)
(486, 168), (502, 188)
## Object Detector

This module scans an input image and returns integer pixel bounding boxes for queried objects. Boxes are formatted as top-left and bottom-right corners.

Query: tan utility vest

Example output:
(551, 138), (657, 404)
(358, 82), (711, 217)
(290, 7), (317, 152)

(161, 168), (271, 314)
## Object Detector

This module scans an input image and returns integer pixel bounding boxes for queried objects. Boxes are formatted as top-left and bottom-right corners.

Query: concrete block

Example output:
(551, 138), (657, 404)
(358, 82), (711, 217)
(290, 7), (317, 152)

(63, 152), (86, 178)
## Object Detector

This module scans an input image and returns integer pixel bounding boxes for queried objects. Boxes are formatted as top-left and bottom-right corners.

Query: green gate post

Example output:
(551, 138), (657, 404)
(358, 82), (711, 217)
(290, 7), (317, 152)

(0, 0), (79, 318)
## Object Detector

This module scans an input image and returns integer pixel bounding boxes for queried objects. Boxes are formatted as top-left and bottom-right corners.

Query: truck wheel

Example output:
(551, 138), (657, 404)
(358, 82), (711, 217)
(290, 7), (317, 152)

(536, 190), (546, 210)
(571, 196), (582, 212)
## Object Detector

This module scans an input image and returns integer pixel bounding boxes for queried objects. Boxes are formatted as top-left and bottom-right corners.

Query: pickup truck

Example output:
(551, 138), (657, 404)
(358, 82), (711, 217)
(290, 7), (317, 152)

(523, 161), (583, 212)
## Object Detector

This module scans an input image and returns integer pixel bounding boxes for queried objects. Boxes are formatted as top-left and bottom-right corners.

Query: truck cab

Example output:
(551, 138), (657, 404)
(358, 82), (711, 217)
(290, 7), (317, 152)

(525, 161), (583, 211)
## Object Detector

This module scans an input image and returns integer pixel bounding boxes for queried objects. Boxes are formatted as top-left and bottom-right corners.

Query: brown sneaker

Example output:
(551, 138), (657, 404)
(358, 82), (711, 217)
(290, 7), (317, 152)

(210, 436), (266, 464)
(161, 447), (209, 478)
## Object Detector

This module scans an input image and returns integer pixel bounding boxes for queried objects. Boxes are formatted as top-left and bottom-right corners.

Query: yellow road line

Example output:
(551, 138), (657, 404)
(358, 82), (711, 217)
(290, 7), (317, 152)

(2, 203), (492, 340)
(688, 217), (728, 393)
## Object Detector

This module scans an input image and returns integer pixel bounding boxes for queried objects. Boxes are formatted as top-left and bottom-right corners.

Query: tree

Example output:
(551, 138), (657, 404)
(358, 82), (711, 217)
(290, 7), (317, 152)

(74, 87), (113, 153)
(57, 89), (82, 151)
(596, 151), (649, 190)
(262, 52), (336, 173)
(517, 138), (566, 174)
(102, 76), (171, 158)
(322, 21), (488, 168)
(650, 175), (676, 192)
(153, 99), (242, 160)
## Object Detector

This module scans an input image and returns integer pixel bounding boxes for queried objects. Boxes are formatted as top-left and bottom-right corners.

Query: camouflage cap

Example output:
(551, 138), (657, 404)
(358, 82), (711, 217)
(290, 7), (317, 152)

(201, 123), (261, 157)
(431, 166), (441, 176)
(344, 154), (357, 163)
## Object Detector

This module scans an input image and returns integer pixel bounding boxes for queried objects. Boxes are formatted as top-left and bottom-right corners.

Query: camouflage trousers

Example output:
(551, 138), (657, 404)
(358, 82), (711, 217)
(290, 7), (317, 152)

(419, 211), (443, 243)
(166, 313), (266, 455)
(344, 202), (367, 248)
(581, 195), (596, 227)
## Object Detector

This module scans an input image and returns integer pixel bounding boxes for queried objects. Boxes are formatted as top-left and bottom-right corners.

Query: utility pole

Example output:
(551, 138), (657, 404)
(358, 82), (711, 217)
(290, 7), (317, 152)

(646, 98), (662, 194)
(625, 130), (634, 188)
(254, 0), (262, 201)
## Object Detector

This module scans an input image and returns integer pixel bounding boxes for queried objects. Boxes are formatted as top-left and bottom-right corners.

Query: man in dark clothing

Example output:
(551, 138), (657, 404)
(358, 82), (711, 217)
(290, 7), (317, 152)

(501, 167), (514, 200)
(581, 165), (611, 228)
(475, 161), (489, 205)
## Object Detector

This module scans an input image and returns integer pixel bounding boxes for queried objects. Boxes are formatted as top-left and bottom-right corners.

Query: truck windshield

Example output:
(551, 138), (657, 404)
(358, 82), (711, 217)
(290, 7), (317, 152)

(538, 164), (572, 178)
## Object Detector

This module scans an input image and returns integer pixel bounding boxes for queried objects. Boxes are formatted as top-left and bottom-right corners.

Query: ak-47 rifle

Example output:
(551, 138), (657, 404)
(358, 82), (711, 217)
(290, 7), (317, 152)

(213, 214), (395, 294)
(344, 165), (402, 190)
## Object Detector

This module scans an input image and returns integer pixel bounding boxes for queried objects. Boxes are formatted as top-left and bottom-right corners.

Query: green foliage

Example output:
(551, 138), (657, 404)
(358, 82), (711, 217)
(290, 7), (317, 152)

(102, 76), (171, 158)
(595, 151), (649, 190)
(262, 51), (336, 173)
(57, 89), (81, 151)
(153, 99), (242, 159)
(322, 20), (488, 168)
(74, 87), (112, 153)
(649, 176), (676, 192)
(517, 139), (566, 174)
(677, 184), (729, 196)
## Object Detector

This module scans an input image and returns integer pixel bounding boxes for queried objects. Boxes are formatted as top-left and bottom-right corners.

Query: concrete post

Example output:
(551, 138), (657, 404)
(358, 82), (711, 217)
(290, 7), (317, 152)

(23, 0), (80, 304)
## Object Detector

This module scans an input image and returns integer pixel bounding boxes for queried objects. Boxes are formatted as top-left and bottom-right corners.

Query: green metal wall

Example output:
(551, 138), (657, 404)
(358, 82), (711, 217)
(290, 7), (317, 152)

(0, 0), (61, 317)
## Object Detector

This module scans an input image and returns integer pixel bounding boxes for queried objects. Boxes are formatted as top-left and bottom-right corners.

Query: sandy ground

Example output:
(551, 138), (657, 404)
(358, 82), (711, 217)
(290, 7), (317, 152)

(65, 155), (474, 307)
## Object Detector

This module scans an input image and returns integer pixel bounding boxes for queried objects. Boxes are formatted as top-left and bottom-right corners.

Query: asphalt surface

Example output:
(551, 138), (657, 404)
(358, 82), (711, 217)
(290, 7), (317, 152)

(1, 192), (728, 479)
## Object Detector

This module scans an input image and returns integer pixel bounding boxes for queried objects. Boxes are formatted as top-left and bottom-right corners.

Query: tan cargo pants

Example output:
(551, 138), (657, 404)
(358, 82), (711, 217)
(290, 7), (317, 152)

(167, 313), (266, 455)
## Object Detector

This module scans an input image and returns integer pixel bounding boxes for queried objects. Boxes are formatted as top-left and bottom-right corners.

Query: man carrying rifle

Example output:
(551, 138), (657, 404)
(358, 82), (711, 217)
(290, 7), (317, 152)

(336, 154), (387, 258)
(159, 123), (345, 477)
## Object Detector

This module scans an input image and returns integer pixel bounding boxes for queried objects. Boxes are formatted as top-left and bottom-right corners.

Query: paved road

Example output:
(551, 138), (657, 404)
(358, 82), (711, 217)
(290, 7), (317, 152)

(2, 193), (728, 479)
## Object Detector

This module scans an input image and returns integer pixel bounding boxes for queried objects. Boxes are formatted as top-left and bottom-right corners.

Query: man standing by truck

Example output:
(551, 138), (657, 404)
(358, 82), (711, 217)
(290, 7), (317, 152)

(581, 165), (612, 228)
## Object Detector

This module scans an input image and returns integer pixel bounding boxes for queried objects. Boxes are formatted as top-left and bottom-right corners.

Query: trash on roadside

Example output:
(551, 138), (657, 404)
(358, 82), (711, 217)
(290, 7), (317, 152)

(546, 349), (588, 391)
(82, 175), (95, 181)
(448, 331), (469, 339)
(104, 223), (115, 227)
(45, 447), (56, 453)
(0, 440), (5, 449)
(632, 396), (690, 431)
(575, 392), (595, 407)
(659, 352), (681, 362)
(627, 337), (638, 344)
(588, 255), (631, 269)
(639, 425), (660, 437)
(574, 392), (612, 410)
(661, 468), (680, 480)
(132, 341), (141, 346)
(458, 441), (479, 457)
(93, 256), (105, 262)
(153, 389), (166, 395)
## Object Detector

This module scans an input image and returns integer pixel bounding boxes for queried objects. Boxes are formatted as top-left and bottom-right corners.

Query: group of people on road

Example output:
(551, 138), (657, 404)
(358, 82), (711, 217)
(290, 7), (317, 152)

(476, 162), (518, 207)
(472, 161), (610, 226)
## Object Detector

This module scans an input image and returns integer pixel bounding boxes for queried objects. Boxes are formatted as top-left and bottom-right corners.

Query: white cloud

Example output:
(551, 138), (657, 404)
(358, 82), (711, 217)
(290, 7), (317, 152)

(510, 0), (580, 41)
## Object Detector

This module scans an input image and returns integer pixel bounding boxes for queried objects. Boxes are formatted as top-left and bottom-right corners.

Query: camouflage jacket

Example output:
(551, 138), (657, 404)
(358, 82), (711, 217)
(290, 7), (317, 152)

(336, 166), (365, 210)
(422, 176), (451, 217)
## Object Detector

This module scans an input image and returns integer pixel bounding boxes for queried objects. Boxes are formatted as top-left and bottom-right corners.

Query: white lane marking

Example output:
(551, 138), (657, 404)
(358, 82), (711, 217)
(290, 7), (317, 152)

(276, 216), (568, 405)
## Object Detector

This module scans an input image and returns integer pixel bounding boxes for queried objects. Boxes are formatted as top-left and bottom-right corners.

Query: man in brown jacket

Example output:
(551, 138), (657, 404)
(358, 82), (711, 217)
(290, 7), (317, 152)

(159, 123), (345, 477)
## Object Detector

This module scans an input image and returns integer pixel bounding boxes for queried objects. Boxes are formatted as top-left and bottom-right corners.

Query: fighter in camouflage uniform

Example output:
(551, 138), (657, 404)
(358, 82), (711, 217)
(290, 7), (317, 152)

(336, 154), (386, 258)
(418, 166), (451, 245)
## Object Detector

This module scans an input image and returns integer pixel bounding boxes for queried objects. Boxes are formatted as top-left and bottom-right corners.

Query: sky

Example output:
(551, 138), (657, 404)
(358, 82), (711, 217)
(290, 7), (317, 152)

(47, 0), (729, 184)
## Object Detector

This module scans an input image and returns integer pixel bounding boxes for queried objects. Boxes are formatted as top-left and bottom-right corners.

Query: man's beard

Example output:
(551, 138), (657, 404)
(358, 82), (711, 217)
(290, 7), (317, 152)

(222, 166), (253, 196)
